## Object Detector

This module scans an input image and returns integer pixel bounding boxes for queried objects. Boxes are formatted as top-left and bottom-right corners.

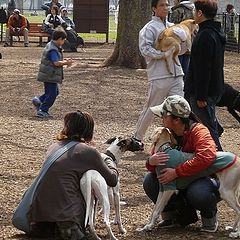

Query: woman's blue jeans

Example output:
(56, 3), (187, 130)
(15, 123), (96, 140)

(143, 172), (220, 221)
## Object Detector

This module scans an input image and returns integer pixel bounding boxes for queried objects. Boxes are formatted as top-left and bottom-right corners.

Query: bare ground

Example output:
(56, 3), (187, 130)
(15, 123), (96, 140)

(0, 43), (240, 240)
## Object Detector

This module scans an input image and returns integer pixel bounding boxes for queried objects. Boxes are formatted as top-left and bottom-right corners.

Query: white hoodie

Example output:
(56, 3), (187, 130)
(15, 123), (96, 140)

(139, 16), (184, 81)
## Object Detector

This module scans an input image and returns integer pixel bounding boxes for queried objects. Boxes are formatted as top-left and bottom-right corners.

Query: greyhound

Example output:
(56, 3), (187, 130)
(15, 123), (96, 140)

(80, 137), (143, 240)
(137, 127), (240, 238)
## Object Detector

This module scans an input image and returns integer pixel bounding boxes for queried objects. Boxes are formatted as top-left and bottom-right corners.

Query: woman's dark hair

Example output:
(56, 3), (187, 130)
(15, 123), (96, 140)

(57, 111), (94, 143)
(226, 4), (234, 13)
(51, 5), (59, 15)
(170, 111), (202, 125)
(194, 0), (218, 19)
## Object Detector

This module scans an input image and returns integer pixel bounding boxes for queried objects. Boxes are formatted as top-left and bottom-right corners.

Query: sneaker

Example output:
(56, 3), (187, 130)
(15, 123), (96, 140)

(3, 42), (9, 47)
(201, 216), (219, 233)
(201, 221), (218, 233)
(158, 219), (180, 228)
(36, 110), (53, 119)
(24, 43), (28, 47)
(32, 96), (42, 110)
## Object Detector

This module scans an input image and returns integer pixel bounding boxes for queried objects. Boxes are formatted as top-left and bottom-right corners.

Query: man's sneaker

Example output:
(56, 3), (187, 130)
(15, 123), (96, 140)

(201, 216), (218, 233)
(3, 42), (9, 47)
(157, 219), (180, 228)
(24, 43), (28, 47)
(32, 96), (42, 110)
(36, 110), (53, 119)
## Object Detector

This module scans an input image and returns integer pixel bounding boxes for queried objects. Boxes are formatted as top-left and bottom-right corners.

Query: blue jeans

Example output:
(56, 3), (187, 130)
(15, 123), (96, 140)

(179, 54), (190, 82)
(39, 82), (59, 113)
(143, 172), (220, 222)
(189, 96), (223, 151)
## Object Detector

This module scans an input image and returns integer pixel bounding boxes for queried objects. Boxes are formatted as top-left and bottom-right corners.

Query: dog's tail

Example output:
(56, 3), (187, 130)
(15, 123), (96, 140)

(80, 172), (92, 228)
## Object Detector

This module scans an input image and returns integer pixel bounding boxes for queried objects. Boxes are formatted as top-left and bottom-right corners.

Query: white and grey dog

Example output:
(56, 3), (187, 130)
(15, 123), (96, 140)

(137, 127), (240, 238)
(80, 137), (143, 240)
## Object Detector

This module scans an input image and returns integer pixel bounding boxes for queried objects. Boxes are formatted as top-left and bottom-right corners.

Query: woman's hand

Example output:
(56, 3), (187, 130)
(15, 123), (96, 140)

(148, 152), (169, 166)
(158, 168), (177, 184)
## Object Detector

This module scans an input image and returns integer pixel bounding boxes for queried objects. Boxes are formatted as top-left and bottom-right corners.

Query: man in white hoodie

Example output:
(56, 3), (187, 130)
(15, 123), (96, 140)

(133, 0), (184, 144)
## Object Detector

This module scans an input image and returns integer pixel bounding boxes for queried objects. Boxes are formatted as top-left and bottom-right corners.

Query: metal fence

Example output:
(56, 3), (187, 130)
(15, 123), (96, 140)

(216, 13), (240, 53)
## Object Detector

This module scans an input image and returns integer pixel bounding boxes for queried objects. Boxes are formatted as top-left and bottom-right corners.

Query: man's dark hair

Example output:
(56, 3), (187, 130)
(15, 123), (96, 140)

(52, 28), (67, 40)
(152, 0), (159, 8)
(194, 0), (218, 19)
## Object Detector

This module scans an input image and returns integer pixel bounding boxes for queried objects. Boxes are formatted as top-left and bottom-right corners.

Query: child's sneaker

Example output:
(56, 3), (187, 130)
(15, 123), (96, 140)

(32, 96), (42, 110)
(36, 110), (53, 119)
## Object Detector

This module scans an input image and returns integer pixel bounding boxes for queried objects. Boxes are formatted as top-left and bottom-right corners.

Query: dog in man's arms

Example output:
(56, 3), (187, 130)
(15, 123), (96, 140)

(137, 127), (240, 238)
(80, 137), (143, 240)
(155, 19), (198, 74)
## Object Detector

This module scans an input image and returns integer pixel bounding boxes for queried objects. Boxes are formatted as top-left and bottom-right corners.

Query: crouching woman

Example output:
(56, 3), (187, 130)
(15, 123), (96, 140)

(19, 111), (118, 239)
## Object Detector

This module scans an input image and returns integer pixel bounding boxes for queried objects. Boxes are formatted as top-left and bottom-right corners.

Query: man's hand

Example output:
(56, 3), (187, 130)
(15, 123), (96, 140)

(197, 100), (207, 108)
(148, 152), (169, 166)
(158, 168), (177, 184)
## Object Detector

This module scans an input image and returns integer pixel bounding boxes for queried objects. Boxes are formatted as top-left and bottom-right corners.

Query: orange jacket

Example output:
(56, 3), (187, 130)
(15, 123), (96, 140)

(7, 14), (27, 31)
(146, 123), (217, 177)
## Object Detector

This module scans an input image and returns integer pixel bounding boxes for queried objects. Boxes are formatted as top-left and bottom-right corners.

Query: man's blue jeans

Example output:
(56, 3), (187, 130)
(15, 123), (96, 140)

(143, 172), (220, 222)
(179, 54), (190, 82)
(39, 82), (59, 113)
(189, 95), (223, 151)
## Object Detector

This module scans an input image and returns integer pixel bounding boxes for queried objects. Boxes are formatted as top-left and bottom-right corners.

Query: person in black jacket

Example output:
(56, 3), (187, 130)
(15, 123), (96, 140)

(41, 0), (63, 16)
(184, 0), (226, 151)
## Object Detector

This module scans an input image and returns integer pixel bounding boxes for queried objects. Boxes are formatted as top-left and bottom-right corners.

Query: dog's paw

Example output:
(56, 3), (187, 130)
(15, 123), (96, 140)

(136, 224), (153, 232)
(229, 231), (240, 238)
(226, 226), (234, 231)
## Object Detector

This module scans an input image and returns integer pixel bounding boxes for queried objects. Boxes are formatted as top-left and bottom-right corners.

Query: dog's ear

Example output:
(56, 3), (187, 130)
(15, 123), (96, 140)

(117, 139), (127, 147)
(105, 137), (117, 144)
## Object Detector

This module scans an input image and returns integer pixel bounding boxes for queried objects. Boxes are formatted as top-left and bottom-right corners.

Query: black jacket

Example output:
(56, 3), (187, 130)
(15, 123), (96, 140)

(184, 19), (226, 100)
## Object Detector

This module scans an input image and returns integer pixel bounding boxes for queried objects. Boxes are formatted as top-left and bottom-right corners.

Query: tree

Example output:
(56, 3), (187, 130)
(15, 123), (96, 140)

(103, 0), (152, 69)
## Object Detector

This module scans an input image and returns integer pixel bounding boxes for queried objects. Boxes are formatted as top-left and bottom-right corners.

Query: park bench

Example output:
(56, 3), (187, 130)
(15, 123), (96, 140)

(10, 22), (50, 47)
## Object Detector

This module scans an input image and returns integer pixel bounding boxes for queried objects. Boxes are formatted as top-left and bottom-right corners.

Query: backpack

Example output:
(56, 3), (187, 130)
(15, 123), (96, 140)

(12, 141), (78, 234)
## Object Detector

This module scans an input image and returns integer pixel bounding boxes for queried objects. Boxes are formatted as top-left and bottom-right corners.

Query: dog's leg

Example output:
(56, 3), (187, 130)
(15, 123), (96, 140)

(112, 182), (127, 234)
(220, 188), (240, 238)
(88, 197), (102, 240)
(136, 190), (175, 232)
(102, 193), (118, 240)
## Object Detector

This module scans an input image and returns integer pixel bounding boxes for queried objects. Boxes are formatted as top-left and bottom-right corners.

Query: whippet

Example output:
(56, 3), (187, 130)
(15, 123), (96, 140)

(80, 137), (143, 240)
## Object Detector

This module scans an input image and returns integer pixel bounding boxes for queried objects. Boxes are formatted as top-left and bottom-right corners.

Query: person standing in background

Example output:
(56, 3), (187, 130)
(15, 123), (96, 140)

(184, 0), (226, 151)
(132, 0), (185, 144)
(169, 0), (195, 82)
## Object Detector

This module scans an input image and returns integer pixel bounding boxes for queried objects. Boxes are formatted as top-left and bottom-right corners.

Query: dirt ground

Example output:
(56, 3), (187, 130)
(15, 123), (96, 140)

(0, 43), (240, 240)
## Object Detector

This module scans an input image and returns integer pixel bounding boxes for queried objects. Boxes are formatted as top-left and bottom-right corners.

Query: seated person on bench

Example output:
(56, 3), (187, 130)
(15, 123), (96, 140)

(43, 5), (65, 36)
(4, 8), (29, 47)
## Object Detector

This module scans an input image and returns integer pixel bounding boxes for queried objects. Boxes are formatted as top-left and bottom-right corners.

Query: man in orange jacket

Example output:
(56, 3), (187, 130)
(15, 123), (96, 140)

(4, 8), (29, 47)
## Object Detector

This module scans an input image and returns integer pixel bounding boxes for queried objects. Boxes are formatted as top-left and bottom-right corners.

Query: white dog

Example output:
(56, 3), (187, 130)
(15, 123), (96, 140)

(137, 127), (240, 238)
(80, 137), (143, 240)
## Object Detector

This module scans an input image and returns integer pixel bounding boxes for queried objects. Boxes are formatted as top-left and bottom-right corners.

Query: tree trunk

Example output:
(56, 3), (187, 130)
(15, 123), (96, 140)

(103, 0), (152, 69)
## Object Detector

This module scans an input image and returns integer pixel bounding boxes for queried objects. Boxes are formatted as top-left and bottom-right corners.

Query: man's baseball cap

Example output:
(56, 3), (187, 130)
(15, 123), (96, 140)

(150, 95), (191, 118)
(13, 9), (20, 14)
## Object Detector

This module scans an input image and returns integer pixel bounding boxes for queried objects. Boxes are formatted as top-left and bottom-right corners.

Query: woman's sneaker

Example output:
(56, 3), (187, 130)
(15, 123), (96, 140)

(36, 110), (52, 119)
(32, 96), (42, 110)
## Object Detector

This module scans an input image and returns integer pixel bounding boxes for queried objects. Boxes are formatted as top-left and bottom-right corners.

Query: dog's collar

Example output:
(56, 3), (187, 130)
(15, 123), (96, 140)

(158, 142), (172, 152)
(105, 150), (116, 162)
